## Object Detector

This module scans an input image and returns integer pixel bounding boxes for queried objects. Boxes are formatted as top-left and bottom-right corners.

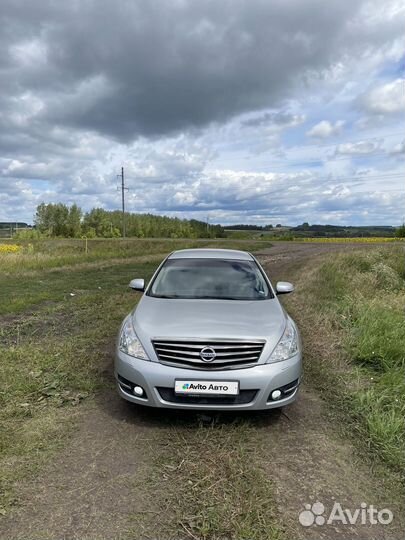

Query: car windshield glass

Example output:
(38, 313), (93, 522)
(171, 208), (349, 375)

(148, 258), (272, 300)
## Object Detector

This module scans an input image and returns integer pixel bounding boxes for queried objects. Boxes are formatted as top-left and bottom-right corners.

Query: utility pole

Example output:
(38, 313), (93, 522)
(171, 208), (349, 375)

(121, 167), (126, 238)
(117, 167), (128, 238)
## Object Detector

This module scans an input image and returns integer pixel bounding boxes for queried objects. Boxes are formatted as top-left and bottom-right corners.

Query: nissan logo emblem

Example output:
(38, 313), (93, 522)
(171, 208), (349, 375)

(200, 346), (216, 362)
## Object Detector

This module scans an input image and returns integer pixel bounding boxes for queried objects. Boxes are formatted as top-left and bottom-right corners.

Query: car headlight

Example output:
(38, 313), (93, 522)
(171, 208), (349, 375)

(119, 318), (149, 360)
(268, 318), (299, 363)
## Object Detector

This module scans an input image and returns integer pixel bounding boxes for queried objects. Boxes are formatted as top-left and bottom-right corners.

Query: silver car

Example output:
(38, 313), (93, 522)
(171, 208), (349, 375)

(115, 249), (302, 410)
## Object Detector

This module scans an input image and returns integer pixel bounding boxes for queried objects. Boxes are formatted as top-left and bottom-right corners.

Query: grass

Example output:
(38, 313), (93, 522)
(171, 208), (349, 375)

(2, 237), (403, 536)
(0, 237), (274, 516)
(224, 229), (402, 242)
(299, 237), (402, 243)
(0, 237), (273, 275)
(143, 421), (283, 540)
(0, 238), (272, 314)
(0, 255), (162, 315)
(0, 262), (156, 513)
(285, 245), (405, 475)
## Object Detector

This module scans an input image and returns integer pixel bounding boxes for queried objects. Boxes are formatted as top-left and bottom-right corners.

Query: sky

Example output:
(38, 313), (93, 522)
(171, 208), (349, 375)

(0, 0), (404, 226)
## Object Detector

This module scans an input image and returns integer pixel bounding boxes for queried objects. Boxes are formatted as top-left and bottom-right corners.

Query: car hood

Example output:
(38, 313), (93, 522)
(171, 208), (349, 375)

(132, 296), (286, 362)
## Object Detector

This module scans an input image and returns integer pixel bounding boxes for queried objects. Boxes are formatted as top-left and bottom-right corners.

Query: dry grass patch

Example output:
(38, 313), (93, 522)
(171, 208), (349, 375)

(143, 421), (283, 540)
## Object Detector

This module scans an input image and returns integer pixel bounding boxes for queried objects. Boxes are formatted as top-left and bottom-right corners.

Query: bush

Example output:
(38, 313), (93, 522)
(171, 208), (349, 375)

(14, 229), (43, 240)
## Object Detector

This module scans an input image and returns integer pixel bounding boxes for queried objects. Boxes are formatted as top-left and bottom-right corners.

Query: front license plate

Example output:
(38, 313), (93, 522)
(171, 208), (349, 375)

(175, 380), (239, 396)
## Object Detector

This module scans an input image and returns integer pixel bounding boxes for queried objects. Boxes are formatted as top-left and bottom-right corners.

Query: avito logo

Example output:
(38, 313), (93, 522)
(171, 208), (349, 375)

(299, 501), (394, 527)
(183, 383), (208, 391)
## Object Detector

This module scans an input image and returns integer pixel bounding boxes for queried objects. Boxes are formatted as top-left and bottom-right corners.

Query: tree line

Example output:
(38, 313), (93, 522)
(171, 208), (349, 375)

(33, 203), (224, 238)
(291, 223), (398, 238)
(225, 224), (280, 230)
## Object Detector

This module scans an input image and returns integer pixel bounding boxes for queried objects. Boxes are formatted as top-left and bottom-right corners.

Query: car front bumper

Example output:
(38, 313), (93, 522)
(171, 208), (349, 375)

(115, 349), (302, 410)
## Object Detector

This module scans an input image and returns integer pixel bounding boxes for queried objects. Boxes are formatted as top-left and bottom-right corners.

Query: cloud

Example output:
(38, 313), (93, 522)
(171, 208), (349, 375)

(389, 139), (405, 157)
(335, 140), (381, 155)
(242, 111), (305, 129)
(1, 0), (400, 143)
(0, 0), (404, 226)
(122, 167), (401, 224)
(306, 120), (345, 138)
(360, 78), (405, 114)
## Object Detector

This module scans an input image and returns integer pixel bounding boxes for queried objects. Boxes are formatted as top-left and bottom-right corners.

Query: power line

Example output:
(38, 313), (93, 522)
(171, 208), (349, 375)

(286, 173), (404, 182)
(211, 131), (404, 162)
(208, 152), (403, 172)
(208, 132), (405, 170)
(117, 171), (404, 184)
(284, 131), (405, 150)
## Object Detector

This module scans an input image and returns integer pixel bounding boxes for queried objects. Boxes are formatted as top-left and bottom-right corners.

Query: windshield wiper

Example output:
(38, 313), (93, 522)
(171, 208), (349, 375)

(196, 295), (240, 300)
(151, 294), (262, 300)
(151, 294), (181, 299)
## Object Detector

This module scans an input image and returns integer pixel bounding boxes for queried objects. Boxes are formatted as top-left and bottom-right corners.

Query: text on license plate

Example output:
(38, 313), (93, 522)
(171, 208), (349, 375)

(175, 380), (239, 396)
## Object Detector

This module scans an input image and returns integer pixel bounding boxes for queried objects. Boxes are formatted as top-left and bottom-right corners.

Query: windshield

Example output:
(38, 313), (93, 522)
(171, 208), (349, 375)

(148, 258), (273, 300)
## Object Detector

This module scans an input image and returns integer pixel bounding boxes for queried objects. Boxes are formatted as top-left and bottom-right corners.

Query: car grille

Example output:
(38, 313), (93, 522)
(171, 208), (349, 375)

(157, 387), (258, 405)
(152, 339), (265, 370)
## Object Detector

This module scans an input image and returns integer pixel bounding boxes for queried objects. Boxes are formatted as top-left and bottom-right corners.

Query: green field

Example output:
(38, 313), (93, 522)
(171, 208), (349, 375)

(1, 238), (403, 535)
(0, 238), (272, 313)
(286, 245), (405, 473)
(0, 237), (273, 515)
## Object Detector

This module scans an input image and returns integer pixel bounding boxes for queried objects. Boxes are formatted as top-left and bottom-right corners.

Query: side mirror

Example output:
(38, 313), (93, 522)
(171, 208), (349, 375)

(129, 278), (145, 291)
(276, 281), (294, 295)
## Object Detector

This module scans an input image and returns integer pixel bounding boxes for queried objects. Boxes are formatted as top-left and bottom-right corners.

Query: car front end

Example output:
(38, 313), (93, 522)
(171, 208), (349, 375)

(115, 249), (302, 411)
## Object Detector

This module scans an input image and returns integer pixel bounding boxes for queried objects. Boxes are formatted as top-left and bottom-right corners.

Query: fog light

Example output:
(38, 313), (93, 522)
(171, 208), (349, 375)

(271, 390), (282, 400)
(133, 385), (144, 396)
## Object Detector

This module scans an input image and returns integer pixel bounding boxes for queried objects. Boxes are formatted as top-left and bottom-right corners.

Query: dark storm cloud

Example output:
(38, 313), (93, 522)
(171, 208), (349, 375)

(0, 0), (373, 142)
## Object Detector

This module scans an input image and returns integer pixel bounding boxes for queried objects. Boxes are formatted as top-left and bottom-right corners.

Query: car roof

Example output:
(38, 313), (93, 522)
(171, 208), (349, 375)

(168, 248), (254, 260)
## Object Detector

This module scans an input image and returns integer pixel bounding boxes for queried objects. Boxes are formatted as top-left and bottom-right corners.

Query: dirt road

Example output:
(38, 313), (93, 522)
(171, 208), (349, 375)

(1, 242), (403, 540)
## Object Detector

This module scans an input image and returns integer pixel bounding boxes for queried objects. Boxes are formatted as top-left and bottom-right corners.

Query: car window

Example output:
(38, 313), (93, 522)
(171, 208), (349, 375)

(148, 258), (273, 300)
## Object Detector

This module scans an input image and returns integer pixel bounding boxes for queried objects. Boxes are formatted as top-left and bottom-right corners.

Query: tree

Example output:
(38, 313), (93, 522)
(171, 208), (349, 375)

(395, 224), (405, 238)
(35, 202), (71, 236)
(66, 204), (83, 237)
(37, 203), (225, 239)
(35, 202), (51, 234)
(82, 208), (120, 237)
